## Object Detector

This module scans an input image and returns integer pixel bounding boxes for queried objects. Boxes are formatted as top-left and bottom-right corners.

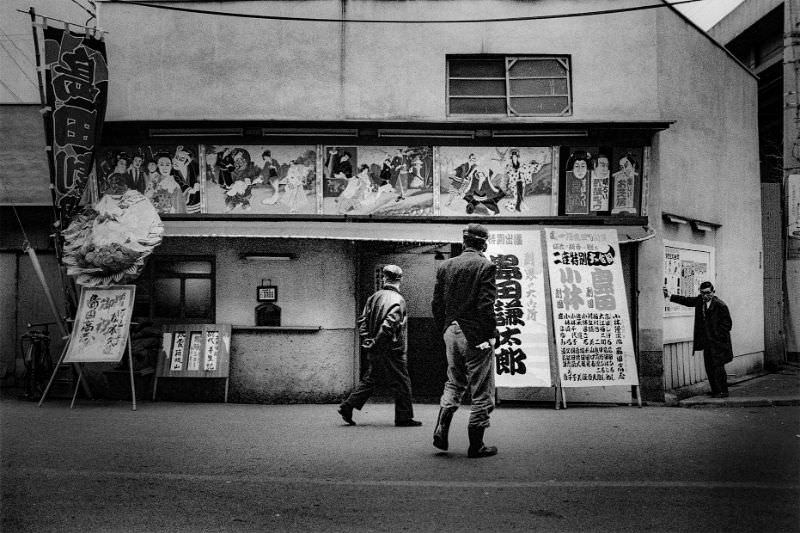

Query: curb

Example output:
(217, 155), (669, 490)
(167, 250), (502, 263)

(679, 397), (800, 408)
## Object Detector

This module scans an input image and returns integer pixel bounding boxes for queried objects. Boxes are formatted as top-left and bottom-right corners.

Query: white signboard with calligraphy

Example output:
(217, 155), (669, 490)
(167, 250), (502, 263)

(64, 285), (136, 363)
(544, 228), (638, 388)
(486, 230), (552, 388)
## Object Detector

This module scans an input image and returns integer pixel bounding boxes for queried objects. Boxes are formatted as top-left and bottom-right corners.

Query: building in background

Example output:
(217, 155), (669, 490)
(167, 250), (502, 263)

(708, 0), (798, 365)
(1, 0), (764, 403)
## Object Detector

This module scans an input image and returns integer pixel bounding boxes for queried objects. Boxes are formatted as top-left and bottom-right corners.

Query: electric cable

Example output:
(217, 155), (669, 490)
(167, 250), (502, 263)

(113, 0), (703, 24)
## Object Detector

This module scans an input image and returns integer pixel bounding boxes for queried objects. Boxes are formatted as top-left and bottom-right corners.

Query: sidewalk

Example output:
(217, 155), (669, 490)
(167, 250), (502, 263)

(678, 362), (800, 407)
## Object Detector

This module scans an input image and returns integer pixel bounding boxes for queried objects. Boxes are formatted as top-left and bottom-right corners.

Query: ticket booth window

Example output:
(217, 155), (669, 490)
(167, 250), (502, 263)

(134, 256), (215, 323)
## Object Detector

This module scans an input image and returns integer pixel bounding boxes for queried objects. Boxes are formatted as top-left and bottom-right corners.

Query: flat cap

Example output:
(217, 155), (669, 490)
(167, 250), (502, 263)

(382, 264), (403, 280)
(463, 223), (489, 241)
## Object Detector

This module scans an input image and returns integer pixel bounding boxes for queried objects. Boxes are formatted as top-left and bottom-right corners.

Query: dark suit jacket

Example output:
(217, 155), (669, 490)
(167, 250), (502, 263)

(432, 248), (497, 346)
(669, 294), (733, 363)
(125, 168), (147, 194)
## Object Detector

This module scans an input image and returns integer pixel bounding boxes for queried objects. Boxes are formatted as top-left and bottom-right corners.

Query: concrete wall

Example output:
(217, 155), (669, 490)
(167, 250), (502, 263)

(634, 7), (763, 401)
(97, 0), (661, 122)
(150, 237), (358, 402)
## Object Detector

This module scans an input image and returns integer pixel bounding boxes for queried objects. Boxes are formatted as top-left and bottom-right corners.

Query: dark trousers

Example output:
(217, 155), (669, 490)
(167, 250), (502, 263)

(342, 349), (414, 422)
(703, 351), (728, 394)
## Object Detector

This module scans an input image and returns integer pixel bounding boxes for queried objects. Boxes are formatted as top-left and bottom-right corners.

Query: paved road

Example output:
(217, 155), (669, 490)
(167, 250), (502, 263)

(2, 398), (798, 532)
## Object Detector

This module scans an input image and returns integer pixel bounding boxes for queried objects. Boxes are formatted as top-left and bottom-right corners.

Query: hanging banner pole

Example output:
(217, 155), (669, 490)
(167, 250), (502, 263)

(24, 243), (93, 400)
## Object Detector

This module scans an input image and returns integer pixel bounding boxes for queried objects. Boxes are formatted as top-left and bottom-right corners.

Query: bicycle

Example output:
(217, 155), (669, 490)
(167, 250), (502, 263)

(18, 322), (55, 401)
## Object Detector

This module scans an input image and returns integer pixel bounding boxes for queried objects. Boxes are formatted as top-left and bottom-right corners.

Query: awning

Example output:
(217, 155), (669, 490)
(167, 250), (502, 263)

(162, 220), (655, 245)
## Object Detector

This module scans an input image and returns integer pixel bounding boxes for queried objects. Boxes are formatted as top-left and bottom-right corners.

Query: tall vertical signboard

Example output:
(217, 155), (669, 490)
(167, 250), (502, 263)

(544, 228), (640, 399)
(486, 230), (553, 388)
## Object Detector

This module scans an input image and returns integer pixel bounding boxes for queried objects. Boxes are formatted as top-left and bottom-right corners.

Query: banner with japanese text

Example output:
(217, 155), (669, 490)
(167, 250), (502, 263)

(544, 228), (638, 387)
(41, 24), (108, 226)
(486, 229), (552, 388)
(64, 285), (135, 363)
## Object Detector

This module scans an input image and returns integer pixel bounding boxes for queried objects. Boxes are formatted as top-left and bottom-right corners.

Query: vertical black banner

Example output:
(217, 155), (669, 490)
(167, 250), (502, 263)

(42, 26), (108, 227)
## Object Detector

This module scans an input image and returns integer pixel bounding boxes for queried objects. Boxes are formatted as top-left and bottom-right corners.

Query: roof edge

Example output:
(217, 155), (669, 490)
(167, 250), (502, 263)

(660, 0), (757, 80)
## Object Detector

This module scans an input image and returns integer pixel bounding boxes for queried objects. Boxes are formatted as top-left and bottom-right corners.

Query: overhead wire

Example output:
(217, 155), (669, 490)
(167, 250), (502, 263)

(113, 0), (703, 24)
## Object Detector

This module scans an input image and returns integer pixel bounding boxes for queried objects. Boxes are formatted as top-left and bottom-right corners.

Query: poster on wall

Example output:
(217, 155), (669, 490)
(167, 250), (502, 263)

(322, 146), (433, 216)
(590, 153), (611, 212)
(438, 147), (553, 216)
(663, 242), (714, 316)
(610, 150), (641, 215)
(63, 285), (136, 363)
(788, 174), (800, 259)
(486, 230), (552, 388)
(564, 151), (590, 214)
(544, 228), (639, 388)
(203, 145), (317, 214)
(96, 145), (202, 214)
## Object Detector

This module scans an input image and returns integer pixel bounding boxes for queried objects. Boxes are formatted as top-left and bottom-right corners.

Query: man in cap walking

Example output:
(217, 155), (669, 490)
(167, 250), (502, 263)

(431, 223), (499, 458)
(338, 265), (422, 427)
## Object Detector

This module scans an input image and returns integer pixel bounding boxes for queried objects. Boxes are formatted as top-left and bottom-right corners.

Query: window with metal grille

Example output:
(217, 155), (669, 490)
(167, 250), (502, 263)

(447, 56), (572, 117)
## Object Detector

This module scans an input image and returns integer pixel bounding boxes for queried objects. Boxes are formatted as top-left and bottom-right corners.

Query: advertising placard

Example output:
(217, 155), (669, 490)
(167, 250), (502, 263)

(544, 228), (638, 388)
(64, 285), (135, 363)
(486, 229), (553, 388)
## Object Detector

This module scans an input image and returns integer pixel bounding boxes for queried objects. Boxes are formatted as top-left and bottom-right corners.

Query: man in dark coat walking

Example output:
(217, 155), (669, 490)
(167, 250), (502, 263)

(664, 281), (733, 397)
(431, 223), (499, 458)
(338, 265), (421, 427)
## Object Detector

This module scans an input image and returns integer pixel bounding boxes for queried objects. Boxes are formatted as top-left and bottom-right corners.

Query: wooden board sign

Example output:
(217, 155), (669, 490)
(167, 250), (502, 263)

(544, 228), (639, 389)
(156, 324), (232, 379)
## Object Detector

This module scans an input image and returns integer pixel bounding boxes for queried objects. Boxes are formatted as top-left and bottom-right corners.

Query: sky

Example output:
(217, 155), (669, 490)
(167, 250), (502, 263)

(1, 0), (748, 104)
(671, 0), (746, 30)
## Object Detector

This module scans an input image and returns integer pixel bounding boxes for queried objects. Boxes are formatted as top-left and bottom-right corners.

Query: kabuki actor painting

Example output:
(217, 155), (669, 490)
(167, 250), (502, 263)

(438, 147), (553, 216)
(96, 145), (201, 214)
(204, 145), (317, 214)
(322, 146), (433, 216)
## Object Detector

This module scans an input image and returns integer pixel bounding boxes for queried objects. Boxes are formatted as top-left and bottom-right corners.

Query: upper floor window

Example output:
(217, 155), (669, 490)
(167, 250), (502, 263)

(447, 55), (572, 117)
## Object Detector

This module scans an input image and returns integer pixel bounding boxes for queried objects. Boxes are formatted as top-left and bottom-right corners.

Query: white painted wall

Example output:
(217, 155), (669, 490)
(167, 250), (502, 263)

(644, 8), (763, 367)
(97, 0), (661, 122)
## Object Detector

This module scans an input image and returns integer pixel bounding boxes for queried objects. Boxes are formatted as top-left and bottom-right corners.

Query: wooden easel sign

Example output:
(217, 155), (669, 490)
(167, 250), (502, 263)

(41, 285), (138, 410)
(63, 285), (135, 364)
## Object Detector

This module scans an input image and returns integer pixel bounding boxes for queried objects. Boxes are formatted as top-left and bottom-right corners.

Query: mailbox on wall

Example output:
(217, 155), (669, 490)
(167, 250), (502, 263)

(255, 281), (280, 326)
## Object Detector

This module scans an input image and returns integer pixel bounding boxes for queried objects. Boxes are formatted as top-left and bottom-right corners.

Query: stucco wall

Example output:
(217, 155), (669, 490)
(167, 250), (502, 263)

(152, 237), (358, 400)
(637, 8), (763, 382)
(229, 329), (354, 403)
(155, 237), (357, 328)
(97, 0), (661, 122)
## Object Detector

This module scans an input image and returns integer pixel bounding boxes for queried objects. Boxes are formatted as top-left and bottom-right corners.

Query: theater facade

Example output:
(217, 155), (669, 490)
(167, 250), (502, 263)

(2, 0), (764, 404)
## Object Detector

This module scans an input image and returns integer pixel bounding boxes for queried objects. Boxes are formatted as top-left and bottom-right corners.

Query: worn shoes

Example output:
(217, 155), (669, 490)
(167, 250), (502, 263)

(338, 404), (355, 425)
(467, 426), (498, 458)
(339, 405), (421, 427)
